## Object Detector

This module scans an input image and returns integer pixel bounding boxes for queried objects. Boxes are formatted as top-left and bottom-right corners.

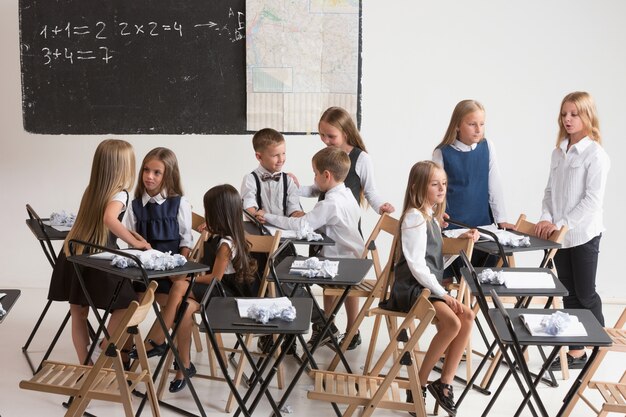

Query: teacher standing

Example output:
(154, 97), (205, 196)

(535, 91), (610, 370)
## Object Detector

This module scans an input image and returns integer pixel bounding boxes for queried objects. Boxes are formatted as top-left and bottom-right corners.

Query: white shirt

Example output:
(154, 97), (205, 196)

(299, 151), (386, 213)
(241, 165), (301, 216)
(400, 208), (447, 297)
(215, 235), (236, 275)
(540, 137), (610, 248)
(124, 190), (193, 249)
(264, 183), (365, 258)
(433, 138), (508, 224)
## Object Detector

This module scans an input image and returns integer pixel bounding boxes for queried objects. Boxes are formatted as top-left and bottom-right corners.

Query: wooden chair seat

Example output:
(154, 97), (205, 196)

(308, 370), (414, 412)
(21, 361), (152, 400)
(20, 281), (160, 417)
(588, 380), (626, 416)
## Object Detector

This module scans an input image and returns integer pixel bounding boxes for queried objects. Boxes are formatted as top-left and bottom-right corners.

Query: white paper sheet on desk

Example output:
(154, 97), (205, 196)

(89, 249), (163, 260)
(235, 297), (293, 318)
(263, 225), (298, 239)
(42, 220), (72, 232)
(443, 225), (526, 244)
(503, 272), (555, 289)
(520, 314), (587, 337)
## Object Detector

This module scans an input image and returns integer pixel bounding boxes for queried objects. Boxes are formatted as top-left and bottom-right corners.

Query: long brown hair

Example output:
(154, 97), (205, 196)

(557, 91), (602, 146)
(64, 139), (135, 255)
(203, 185), (257, 284)
(396, 161), (447, 261)
(436, 99), (485, 149)
(134, 147), (184, 199)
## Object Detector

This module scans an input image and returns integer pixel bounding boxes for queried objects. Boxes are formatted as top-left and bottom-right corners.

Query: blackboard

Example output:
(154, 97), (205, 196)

(19, 0), (246, 134)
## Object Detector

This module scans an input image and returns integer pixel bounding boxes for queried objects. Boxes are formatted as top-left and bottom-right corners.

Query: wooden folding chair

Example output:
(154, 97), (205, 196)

(308, 290), (435, 417)
(559, 307), (626, 417)
(20, 281), (161, 417)
(326, 213), (400, 372)
(365, 237), (475, 382)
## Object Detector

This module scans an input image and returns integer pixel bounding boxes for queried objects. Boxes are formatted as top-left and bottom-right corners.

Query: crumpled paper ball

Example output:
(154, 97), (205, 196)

(49, 210), (76, 227)
(247, 303), (297, 324)
(477, 268), (505, 285)
(296, 221), (323, 242)
(111, 251), (187, 270)
(540, 311), (572, 335)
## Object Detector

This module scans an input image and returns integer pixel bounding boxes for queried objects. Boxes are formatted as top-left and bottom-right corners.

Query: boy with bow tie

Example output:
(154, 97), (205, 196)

(241, 128), (304, 222)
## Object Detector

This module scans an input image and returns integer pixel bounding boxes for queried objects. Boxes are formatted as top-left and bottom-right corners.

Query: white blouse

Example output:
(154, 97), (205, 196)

(540, 137), (610, 248)
(400, 208), (447, 297)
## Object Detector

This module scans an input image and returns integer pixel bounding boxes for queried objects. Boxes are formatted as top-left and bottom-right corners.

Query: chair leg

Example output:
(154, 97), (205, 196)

(192, 319), (203, 353)
(558, 348), (607, 417)
(363, 313), (382, 375)
(156, 348), (174, 400)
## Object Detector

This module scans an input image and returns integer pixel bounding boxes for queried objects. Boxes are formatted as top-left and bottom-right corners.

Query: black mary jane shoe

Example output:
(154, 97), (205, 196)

(128, 339), (167, 359)
(406, 387), (427, 416)
(169, 362), (197, 393)
(427, 379), (457, 416)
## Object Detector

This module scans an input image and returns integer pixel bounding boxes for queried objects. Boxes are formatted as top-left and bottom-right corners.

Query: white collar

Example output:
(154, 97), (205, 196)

(452, 139), (479, 151)
(560, 136), (592, 154)
(324, 183), (346, 195)
(141, 190), (168, 206)
(256, 165), (282, 176)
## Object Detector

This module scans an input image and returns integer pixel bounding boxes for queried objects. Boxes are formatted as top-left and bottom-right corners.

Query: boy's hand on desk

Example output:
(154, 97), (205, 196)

(289, 210), (305, 218)
(255, 209), (267, 223)
(535, 221), (557, 240)
(498, 222), (517, 231)
(379, 202), (396, 214)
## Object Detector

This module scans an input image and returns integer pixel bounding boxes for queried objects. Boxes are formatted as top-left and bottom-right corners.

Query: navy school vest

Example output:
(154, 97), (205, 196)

(441, 140), (493, 228)
(131, 195), (181, 254)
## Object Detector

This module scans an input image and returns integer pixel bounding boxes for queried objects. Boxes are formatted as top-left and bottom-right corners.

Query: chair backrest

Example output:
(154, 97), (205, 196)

(191, 211), (205, 233)
(442, 236), (474, 259)
(514, 213), (568, 269)
(246, 231), (282, 297)
(188, 230), (209, 263)
(362, 213), (400, 279)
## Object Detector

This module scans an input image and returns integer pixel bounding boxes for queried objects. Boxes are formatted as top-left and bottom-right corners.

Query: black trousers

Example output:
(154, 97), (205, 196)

(554, 234), (604, 350)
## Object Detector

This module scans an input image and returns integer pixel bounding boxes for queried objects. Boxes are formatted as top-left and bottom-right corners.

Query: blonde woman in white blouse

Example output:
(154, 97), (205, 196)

(535, 91), (610, 370)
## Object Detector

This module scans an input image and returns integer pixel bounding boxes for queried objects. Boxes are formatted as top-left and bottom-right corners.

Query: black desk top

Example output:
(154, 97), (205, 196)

(474, 232), (561, 255)
(26, 218), (68, 241)
(244, 221), (335, 246)
(68, 254), (210, 281)
(274, 256), (372, 286)
(462, 267), (569, 297)
(489, 308), (612, 347)
(0, 289), (21, 324)
(205, 297), (312, 334)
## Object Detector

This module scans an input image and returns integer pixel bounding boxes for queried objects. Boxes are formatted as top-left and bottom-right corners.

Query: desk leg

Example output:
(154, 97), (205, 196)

(513, 347), (560, 417)
(556, 346), (601, 417)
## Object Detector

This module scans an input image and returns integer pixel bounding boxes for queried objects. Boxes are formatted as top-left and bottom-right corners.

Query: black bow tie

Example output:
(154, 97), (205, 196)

(261, 173), (281, 182)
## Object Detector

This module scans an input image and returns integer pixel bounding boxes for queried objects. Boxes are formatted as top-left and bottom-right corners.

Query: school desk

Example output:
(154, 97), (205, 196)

(270, 250), (372, 417)
(0, 289), (21, 324)
(67, 241), (211, 417)
(199, 294), (313, 417)
(23, 204), (71, 374)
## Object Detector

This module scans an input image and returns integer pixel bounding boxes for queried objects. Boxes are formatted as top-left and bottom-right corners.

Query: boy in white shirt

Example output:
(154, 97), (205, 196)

(260, 146), (365, 346)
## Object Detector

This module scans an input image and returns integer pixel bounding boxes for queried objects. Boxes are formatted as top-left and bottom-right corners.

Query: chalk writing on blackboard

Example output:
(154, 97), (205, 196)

(19, 0), (247, 134)
(34, 10), (244, 68)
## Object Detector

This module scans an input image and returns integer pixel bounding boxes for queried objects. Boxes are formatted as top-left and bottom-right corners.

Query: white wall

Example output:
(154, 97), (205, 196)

(2, 1), (624, 300)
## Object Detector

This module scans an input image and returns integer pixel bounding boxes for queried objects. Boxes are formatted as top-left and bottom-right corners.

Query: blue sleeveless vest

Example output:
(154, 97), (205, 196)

(441, 140), (493, 228)
(132, 196), (181, 254)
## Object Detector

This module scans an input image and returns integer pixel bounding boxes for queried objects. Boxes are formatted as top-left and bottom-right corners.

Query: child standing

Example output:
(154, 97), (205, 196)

(295, 106), (394, 349)
(262, 147), (365, 349)
(535, 92), (610, 370)
(47, 139), (151, 364)
(163, 184), (258, 392)
(241, 128), (304, 221)
(124, 147), (193, 359)
(433, 100), (515, 231)
(381, 161), (477, 416)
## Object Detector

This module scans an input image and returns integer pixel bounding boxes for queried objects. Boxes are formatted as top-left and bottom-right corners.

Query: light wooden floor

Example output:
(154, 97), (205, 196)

(2, 287), (623, 417)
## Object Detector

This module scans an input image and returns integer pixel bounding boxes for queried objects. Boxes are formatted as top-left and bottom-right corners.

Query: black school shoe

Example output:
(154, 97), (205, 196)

(550, 352), (588, 370)
(427, 379), (457, 416)
(169, 362), (197, 393)
(343, 330), (362, 351)
(257, 335), (296, 355)
(128, 339), (167, 359)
